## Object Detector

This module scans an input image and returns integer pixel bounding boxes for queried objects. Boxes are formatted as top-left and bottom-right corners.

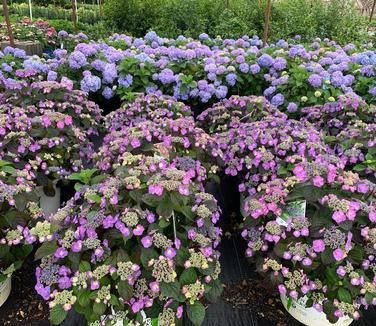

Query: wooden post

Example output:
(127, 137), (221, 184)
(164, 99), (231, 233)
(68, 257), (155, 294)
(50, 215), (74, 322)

(370, 0), (376, 23)
(28, 0), (33, 21)
(262, 0), (272, 47)
(72, 0), (78, 30)
(2, 0), (15, 47)
(98, 0), (103, 19)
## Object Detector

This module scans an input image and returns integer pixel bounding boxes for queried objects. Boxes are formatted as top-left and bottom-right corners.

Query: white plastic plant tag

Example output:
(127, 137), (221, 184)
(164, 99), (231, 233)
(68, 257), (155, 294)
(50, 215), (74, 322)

(277, 200), (306, 226)
(141, 310), (152, 326)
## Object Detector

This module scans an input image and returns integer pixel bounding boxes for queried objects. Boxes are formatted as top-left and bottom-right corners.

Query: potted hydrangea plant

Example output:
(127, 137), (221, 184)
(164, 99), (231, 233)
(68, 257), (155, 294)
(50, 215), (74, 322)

(105, 93), (192, 131)
(302, 93), (376, 181)
(96, 116), (219, 184)
(241, 159), (376, 325)
(35, 154), (222, 326)
(196, 95), (286, 134)
(0, 80), (102, 215)
(0, 160), (43, 306)
(209, 114), (329, 210)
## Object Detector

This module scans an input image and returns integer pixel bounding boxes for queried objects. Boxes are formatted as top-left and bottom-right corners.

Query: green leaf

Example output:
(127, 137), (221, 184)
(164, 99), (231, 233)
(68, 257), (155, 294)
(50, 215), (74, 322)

(158, 218), (171, 228)
(353, 164), (365, 172)
(79, 261), (91, 273)
(181, 206), (195, 221)
(74, 183), (83, 192)
(129, 189), (143, 203)
(142, 193), (162, 207)
(187, 301), (206, 326)
(325, 267), (339, 285)
(50, 305), (68, 325)
(77, 289), (91, 307)
(118, 280), (134, 300)
(152, 318), (159, 326)
(34, 240), (58, 260)
(140, 248), (159, 268)
(156, 200), (173, 218)
(348, 245), (363, 264)
(68, 169), (98, 184)
(338, 288), (352, 304)
(287, 297), (293, 310)
(321, 248), (335, 265)
(160, 281), (183, 301)
(175, 248), (190, 266)
(2, 165), (17, 175)
(109, 294), (120, 306)
(87, 194), (102, 203)
(179, 268), (197, 285)
(0, 160), (11, 167)
(74, 302), (92, 316)
(0, 274), (7, 283)
(204, 279), (223, 303)
(93, 302), (106, 315)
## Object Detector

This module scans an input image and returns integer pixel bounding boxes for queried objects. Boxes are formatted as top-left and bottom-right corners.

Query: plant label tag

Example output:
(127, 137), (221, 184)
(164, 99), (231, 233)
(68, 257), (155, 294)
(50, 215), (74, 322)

(277, 200), (306, 226)
(141, 310), (152, 326)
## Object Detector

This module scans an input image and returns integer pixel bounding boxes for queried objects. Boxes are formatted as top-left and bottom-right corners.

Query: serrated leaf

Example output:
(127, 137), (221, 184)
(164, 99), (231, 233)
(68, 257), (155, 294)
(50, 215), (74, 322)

(204, 279), (223, 303)
(160, 281), (183, 301)
(179, 268), (197, 285)
(87, 194), (102, 203)
(93, 302), (106, 315)
(321, 248), (335, 265)
(156, 200), (173, 218)
(129, 189), (143, 203)
(50, 305), (68, 325)
(338, 288), (352, 304)
(78, 289), (91, 307)
(79, 261), (91, 272)
(142, 193), (162, 207)
(34, 240), (58, 260)
(187, 301), (205, 326)
(118, 280), (134, 300)
(348, 245), (363, 264)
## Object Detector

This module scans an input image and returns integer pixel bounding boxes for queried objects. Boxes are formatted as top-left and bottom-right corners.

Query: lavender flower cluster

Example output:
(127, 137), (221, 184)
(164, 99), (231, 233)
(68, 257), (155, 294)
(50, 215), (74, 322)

(105, 93), (192, 131)
(97, 108), (219, 182)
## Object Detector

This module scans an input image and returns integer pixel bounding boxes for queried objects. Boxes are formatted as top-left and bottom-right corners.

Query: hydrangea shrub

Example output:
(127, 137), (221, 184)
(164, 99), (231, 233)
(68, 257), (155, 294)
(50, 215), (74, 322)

(35, 155), (222, 325)
(241, 160), (376, 323)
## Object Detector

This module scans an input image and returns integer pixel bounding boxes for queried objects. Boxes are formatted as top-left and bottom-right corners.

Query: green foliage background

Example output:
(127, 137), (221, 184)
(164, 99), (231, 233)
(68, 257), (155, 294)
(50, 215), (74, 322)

(1, 0), (372, 44)
(103, 0), (369, 44)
